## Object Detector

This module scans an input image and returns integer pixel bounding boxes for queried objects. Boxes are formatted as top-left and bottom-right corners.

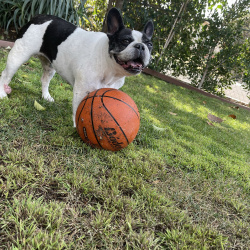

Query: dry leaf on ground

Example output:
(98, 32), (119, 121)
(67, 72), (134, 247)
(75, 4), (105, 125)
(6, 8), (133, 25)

(231, 106), (239, 109)
(207, 113), (223, 123)
(229, 114), (236, 119)
(152, 180), (161, 184)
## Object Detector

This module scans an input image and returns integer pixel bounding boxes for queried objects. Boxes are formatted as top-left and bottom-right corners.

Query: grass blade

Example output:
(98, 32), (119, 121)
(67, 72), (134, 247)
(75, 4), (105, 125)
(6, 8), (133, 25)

(38, 0), (46, 14)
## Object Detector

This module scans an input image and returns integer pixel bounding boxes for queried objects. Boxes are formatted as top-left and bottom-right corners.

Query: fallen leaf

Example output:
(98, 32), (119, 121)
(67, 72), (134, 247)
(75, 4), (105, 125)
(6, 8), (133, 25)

(231, 106), (239, 109)
(206, 121), (215, 126)
(152, 180), (161, 184)
(203, 101), (207, 105)
(169, 112), (177, 116)
(207, 113), (223, 123)
(152, 124), (167, 132)
(228, 114), (236, 119)
(34, 100), (46, 111)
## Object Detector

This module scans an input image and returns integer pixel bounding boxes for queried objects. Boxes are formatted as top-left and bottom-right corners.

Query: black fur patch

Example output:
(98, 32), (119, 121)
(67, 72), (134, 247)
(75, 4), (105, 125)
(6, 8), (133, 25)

(108, 28), (134, 53)
(18, 15), (77, 62)
(17, 15), (53, 39)
(142, 33), (153, 52)
(40, 16), (77, 62)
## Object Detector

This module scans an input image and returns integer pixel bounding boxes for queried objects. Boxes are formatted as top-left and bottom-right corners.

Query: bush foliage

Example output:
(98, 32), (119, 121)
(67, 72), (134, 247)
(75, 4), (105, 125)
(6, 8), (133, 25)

(0, 0), (89, 31)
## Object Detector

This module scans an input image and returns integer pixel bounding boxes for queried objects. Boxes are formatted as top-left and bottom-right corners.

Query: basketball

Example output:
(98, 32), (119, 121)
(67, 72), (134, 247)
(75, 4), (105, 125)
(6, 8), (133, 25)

(75, 88), (140, 151)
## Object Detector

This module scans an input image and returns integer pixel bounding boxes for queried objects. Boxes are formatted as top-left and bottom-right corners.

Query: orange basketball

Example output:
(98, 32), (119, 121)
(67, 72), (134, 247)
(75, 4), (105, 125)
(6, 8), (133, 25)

(75, 88), (140, 151)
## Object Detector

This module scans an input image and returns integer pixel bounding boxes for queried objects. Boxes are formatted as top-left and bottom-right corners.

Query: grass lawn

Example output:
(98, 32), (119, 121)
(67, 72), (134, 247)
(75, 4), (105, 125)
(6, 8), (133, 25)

(0, 47), (249, 249)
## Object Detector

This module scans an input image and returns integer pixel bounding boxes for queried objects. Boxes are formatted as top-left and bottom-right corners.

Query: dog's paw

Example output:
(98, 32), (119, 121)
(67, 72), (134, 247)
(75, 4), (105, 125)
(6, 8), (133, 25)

(42, 94), (54, 102)
(4, 84), (12, 94)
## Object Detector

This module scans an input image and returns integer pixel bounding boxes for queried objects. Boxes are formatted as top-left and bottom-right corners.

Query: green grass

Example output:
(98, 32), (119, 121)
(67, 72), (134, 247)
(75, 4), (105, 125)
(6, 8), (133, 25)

(0, 47), (250, 249)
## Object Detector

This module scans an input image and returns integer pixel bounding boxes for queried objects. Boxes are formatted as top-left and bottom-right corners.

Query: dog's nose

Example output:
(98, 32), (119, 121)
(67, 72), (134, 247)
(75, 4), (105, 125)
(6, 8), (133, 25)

(134, 43), (145, 51)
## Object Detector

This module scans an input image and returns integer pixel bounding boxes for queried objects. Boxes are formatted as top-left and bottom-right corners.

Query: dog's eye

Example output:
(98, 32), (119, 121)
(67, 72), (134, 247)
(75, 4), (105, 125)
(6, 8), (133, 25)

(147, 42), (153, 47)
(122, 39), (131, 45)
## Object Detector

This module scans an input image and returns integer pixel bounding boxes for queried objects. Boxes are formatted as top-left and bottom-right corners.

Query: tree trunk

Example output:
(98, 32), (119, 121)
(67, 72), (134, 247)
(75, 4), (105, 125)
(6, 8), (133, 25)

(156, 0), (189, 67)
(102, 0), (124, 33)
(198, 46), (215, 89)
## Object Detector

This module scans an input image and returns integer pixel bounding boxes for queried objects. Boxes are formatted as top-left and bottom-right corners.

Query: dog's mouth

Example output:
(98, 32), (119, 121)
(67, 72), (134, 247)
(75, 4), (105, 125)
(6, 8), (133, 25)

(114, 55), (144, 74)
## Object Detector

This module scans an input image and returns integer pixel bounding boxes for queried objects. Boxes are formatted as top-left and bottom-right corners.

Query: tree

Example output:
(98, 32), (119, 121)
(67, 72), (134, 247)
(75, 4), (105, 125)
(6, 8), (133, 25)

(123, 0), (250, 94)
(193, 1), (250, 92)
(156, 0), (190, 67)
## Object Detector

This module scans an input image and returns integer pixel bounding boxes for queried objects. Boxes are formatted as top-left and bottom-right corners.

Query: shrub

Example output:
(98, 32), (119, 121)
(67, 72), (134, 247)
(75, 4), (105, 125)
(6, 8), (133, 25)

(0, 0), (89, 32)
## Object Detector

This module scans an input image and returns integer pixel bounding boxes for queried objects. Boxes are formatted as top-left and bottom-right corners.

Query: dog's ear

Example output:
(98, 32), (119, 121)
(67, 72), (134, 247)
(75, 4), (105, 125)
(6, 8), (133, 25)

(143, 20), (154, 39)
(107, 8), (125, 35)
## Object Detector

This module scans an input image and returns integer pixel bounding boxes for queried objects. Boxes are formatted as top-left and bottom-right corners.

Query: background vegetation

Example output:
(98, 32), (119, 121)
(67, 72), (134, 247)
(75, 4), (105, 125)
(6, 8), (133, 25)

(0, 0), (249, 96)
(0, 2), (249, 247)
(0, 0), (89, 31)
(113, 0), (250, 96)
(0, 48), (250, 248)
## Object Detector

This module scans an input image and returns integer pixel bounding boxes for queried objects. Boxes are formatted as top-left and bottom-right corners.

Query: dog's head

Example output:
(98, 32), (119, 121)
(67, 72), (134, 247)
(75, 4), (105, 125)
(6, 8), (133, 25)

(107, 8), (154, 75)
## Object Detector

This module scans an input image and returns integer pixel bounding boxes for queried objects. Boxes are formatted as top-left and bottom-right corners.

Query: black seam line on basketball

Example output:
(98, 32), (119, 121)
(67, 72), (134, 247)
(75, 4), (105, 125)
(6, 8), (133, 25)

(80, 95), (139, 120)
(101, 96), (130, 146)
(101, 89), (139, 120)
(102, 89), (115, 95)
(103, 96), (140, 120)
(101, 89), (130, 145)
(91, 90), (103, 149)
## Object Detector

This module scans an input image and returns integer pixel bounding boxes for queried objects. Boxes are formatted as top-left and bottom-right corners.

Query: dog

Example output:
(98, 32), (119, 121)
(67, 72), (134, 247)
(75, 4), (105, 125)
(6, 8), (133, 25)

(0, 8), (154, 126)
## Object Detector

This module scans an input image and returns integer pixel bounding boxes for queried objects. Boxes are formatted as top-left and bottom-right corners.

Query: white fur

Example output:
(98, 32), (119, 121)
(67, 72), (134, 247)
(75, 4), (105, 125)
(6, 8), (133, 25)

(0, 24), (150, 127)
(117, 31), (151, 66)
(52, 28), (129, 125)
(0, 22), (51, 98)
(132, 30), (143, 42)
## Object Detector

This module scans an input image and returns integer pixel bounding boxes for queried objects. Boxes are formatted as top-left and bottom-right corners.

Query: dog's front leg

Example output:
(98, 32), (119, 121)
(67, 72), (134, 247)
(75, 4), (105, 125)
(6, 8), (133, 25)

(72, 82), (89, 127)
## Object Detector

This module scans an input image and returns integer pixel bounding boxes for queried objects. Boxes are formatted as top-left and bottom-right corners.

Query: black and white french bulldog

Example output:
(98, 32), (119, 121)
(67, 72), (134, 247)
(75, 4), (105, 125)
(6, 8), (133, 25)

(0, 8), (154, 126)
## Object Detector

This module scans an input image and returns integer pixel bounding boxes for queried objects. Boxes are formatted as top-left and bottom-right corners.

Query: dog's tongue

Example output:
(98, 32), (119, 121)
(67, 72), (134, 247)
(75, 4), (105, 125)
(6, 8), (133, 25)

(122, 60), (142, 69)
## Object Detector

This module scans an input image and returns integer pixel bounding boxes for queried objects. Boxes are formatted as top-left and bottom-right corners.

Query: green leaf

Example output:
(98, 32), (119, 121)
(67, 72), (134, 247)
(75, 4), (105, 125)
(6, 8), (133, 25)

(152, 124), (167, 132)
(65, 0), (70, 19)
(34, 100), (46, 111)
(38, 0), (46, 14)
(31, 0), (39, 16)
(21, 0), (31, 19)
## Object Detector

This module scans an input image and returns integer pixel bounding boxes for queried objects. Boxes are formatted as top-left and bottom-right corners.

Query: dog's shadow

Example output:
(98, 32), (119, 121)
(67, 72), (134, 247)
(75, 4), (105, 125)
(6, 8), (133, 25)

(8, 84), (74, 127)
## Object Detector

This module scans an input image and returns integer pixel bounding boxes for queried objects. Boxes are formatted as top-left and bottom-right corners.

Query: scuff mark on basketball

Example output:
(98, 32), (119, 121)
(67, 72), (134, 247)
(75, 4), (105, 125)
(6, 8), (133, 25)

(104, 127), (124, 150)
(96, 126), (124, 150)
(83, 127), (95, 147)
(83, 127), (88, 139)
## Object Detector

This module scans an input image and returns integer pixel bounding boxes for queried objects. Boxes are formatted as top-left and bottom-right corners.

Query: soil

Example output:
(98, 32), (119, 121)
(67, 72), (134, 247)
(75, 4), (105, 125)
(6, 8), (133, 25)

(0, 27), (17, 42)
